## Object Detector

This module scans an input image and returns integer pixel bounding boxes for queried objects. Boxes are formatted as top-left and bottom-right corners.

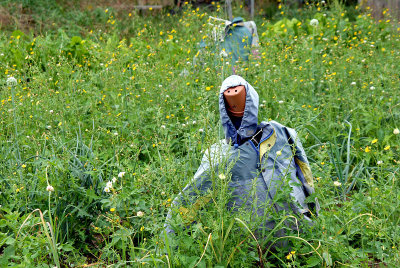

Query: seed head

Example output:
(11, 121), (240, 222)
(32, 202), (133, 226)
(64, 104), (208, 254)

(7, 76), (17, 87)
(46, 185), (54, 192)
(310, 19), (319, 27)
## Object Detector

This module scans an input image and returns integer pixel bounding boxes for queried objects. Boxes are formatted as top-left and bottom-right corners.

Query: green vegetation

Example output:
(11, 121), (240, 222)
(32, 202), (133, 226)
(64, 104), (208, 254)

(1, 1), (399, 266)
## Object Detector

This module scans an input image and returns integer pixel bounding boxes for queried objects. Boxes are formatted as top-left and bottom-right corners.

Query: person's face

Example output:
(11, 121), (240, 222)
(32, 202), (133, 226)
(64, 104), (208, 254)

(223, 85), (246, 117)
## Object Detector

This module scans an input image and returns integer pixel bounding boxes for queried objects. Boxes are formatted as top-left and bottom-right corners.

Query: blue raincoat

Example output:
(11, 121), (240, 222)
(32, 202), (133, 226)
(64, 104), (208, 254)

(165, 75), (319, 238)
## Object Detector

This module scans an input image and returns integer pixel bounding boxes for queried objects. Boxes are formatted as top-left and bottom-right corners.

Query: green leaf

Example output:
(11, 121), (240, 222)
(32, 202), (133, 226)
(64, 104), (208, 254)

(323, 251), (332, 266)
(306, 256), (321, 267)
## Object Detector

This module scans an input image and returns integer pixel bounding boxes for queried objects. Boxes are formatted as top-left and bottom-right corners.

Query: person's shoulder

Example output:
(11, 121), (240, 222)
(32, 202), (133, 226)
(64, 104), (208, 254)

(206, 139), (230, 154)
(199, 139), (231, 167)
(261, 120), (297, 136)
(261, 120), (286, 129)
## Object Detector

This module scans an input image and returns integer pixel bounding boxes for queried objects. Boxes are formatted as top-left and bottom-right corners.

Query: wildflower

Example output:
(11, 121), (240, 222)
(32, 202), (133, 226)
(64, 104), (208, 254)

(377, 160), (383, 165)
(49, 110), (54, 114)
(106, 181), (113, 188)
(310, 19), (319, 27)
(371, 139), (378, 144)
(370, 86), (375, 90)
(278, 100), (284, 104)
(218, 174), (226, 180)
(137, 211), (144, 217)
(384, 145), (390, 150)
(113, 132), (118, 136)
(46, 185), (54, 192)
(199, 128), (204, 133)
(365, 146), (371, 152)
(334, 181), (342, 187)
(104, 186), (111, 193)
(7, 76), (17, 87)
(276, 150), (282, 156)
(220, 50), (228, 57)
(351, 82), (356, 86)
(161, 125), (166, 129)
(118, 171), (126, 178)
(394, 128), (400, 135)
(192, 120), (196, 124)
(112, 177), (117, 183)
(110, 208), (115, 212)
(286, 251), (296, 260)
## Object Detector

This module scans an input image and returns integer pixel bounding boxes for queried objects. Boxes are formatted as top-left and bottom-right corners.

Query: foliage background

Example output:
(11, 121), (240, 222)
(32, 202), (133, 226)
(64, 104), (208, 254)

(0, 0), (399, 266)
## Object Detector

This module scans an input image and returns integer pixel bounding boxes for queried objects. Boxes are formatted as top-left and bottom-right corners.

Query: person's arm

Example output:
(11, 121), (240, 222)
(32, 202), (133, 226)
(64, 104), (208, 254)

(246, 21), (260, 59)
(285, 127), (320, 216)
(164, 140), (230, 235)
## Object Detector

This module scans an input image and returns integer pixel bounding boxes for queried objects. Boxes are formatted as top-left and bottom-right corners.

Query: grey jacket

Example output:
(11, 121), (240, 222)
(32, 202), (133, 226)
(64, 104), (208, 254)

(165, 75), (319, 236)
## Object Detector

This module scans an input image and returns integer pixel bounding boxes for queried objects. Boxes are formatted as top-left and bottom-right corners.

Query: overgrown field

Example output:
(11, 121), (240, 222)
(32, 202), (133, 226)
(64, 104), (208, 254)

(0, 1), (399, 267)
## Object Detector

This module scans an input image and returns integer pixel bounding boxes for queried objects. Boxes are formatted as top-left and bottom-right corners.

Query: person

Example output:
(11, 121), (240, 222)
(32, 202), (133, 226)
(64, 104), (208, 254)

(164, 75), (319, 244)
(222, 17), (260, 66)
(193, 17), (259, 73)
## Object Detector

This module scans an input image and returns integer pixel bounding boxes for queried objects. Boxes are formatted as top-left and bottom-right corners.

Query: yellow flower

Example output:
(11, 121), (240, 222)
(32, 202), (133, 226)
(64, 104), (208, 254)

(110, 208), (115, 212)
(384, 145), (390, 150)
(371, 139), (378, 144)
(365, 146), (370, 152)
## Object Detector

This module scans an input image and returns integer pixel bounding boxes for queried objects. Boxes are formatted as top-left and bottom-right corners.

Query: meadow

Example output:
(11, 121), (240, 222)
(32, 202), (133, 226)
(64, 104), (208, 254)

(0, 0), (399, 267)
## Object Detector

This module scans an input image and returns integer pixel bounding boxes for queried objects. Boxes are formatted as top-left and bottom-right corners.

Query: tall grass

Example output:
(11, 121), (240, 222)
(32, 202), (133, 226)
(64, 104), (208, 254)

(0, 0), (399, 266)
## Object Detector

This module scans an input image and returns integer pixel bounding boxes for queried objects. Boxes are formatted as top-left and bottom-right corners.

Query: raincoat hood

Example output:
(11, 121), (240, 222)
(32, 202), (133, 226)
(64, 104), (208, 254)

(219, 75), (259, 144)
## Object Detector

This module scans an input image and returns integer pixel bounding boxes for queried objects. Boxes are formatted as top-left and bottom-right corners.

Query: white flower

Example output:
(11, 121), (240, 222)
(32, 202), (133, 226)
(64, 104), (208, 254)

(106, 181), (113, 188)
(370, 86), (375, 90)
(278, 100), (284, 104)
(218, 174), (226, 180)
(351, 82), (356, 86)
(161, 191), (166, 196)
(394, 128), (400, 135)
(220, 50), (228, 57)
(49, 110), (54, 114)
(7, 76), (17, 87)
(333, 181), (342, 187)
(310, 19), (319, 27)
(276, 150), (282, 156)
(199, 128), (204, 133)
(46, 185), (54, 192)
(192, 120), (196, 125)
(161, 125), (166, 129)
(112, 177), (117, 183)
(137, 211), (144, 217)
(104, 186), (111, 193)
(118, 171), (126, 178)
(377, 161), (383, 165)
(113, 132), (118, 136)
(182, 123), (186, 127)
